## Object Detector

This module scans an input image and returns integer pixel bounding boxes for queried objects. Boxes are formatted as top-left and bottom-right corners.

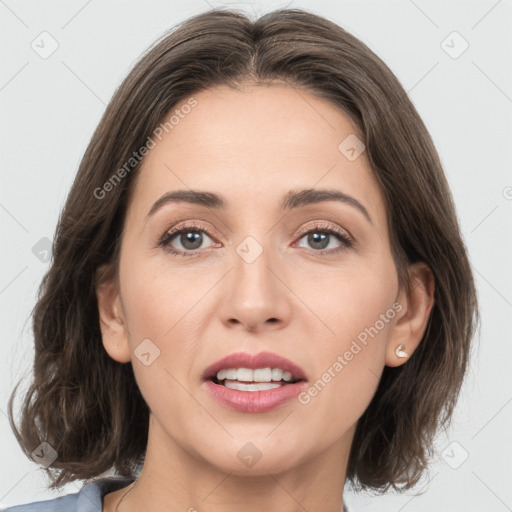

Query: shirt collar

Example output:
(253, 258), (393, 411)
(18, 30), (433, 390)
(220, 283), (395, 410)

(76, 477), (135, 512)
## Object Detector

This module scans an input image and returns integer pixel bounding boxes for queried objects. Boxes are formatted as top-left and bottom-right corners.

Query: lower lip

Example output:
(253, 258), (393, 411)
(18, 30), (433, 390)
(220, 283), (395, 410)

(203, 379), (308, 413)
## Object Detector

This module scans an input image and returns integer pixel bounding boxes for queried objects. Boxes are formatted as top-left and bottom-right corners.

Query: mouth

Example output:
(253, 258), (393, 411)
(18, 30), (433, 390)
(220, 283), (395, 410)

(210, 368), (303, 391)
(201, 351), (308, 412)
(202, 350), (307, 385)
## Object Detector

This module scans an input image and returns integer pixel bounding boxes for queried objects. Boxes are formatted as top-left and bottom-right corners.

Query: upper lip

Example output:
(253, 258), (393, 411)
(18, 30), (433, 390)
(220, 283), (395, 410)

(202, 351), (308, 382)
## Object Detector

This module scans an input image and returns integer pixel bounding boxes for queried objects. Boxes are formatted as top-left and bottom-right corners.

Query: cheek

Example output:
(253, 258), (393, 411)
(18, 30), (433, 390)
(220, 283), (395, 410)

(296, 261), (398, 419)
(118, 250), (211, 408)
(304, 255), (398, 351)
(119, 247), (203, 340)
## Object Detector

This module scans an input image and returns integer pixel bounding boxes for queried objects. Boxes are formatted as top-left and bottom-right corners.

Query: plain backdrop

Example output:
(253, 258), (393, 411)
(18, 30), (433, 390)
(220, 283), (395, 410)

(1, 0), (511, 510)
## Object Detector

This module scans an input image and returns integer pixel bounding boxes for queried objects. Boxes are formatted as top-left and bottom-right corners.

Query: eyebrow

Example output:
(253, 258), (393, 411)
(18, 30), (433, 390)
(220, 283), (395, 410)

(146, 188), (372, 224)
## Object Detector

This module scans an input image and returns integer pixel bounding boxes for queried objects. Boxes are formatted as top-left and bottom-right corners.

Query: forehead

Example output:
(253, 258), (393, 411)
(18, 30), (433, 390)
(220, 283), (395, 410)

(129, 84), (385, 225)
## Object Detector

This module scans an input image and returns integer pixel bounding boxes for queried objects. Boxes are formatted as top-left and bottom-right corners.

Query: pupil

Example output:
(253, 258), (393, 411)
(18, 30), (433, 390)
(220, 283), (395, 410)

(308, 232), (328, 250)
(181, 231), (202, 250)
(178, 231), (330, 251)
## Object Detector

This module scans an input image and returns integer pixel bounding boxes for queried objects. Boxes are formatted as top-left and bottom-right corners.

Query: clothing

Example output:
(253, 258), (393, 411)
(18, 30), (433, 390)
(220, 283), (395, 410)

(1, 477), (134, 512)
(2, 477), (351, 511)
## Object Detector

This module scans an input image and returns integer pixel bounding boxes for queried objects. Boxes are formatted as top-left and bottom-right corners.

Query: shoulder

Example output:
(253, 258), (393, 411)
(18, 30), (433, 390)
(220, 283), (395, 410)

(2, 491), (79, 511)
(2, 477), (135, 512)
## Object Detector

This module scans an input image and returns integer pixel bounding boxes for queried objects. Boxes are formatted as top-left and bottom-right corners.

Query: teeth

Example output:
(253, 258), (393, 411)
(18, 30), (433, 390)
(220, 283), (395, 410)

(224, 369), (237, 380)
(253, 368), (271, 382)
(216, 367), (295, 383)
(237, 368), (253, 382)
(224, 381), (282, 392)
(271, 368), (283, 381)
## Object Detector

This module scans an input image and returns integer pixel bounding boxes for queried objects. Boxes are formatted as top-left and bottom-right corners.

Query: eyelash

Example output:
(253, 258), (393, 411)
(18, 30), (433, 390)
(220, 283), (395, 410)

(158, 221), (354, 258)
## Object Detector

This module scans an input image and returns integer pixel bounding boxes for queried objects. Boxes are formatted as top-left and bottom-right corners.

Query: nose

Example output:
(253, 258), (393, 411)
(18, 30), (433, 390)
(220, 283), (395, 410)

(217, 239), (292, 333)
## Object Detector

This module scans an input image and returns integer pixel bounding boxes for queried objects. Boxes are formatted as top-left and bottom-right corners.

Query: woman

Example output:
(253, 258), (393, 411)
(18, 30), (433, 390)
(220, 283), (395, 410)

(5, 7), (478, 512)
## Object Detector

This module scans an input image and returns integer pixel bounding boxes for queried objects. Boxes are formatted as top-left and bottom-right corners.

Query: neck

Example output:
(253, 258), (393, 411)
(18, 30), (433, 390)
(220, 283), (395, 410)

(110, 414), (354, 512)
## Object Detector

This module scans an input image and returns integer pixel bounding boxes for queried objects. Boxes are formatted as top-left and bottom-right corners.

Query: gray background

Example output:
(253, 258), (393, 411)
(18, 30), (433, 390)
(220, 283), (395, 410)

(1, 0), (511, 510)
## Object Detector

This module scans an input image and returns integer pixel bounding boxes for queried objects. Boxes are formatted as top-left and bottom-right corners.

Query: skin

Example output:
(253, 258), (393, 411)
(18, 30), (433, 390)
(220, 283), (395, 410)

(97, 83), (434, 512)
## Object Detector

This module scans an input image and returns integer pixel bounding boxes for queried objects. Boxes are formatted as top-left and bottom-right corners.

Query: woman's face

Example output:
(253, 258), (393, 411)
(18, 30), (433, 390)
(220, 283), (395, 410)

(105, 83), (406, 475)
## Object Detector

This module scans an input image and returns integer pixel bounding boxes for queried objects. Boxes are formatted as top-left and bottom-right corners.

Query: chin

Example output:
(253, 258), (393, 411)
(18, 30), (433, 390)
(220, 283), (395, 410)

(196, 435), (311, 476)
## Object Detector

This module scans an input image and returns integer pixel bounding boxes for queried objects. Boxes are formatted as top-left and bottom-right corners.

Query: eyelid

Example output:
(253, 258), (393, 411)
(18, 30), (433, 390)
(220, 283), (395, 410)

(159, 218), (355, 256)
(164, 218), (216, 233)
(294, 220), (354, 243)
(159, 220), (219, 245)
(161, 219), (352, 241)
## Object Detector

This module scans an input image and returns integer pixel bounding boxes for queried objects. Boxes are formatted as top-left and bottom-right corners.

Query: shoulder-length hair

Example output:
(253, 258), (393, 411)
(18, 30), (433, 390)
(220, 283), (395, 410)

(8, 7), (478, 492)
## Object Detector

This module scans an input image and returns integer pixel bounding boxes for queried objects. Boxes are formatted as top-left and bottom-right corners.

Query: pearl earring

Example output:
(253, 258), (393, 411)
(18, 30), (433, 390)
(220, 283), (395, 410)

(395, 344), (408, 358)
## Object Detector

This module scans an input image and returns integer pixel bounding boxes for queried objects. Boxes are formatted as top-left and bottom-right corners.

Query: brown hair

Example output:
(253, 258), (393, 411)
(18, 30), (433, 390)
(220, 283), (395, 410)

(8, 7), (478, 493)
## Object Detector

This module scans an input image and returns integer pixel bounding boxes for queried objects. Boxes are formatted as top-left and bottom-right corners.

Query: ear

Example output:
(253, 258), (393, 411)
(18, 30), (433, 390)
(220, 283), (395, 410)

(95, 263), (131, 363)
(385, 262), (435, 367)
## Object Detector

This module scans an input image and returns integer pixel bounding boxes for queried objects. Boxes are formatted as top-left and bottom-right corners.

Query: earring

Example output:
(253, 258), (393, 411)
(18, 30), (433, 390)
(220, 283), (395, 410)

(395, 344), (408, 358)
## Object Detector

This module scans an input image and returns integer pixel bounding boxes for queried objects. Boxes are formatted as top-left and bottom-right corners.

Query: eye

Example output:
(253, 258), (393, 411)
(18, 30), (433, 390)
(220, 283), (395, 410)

(294, 222), (353, 255)
(159, 222), (218, 257)
(158, 221), (353, 258)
